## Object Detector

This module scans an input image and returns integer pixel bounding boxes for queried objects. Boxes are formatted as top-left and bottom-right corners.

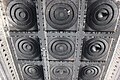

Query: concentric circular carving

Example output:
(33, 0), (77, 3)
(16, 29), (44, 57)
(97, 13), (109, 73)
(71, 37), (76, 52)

(51, 66), (72, 79)
(83, 38), (108, 60)
(23, 65), (42, 79)
(86, 0), (118, 30)
(48, 38), (75, 59)
(45, 0), (78, 30)
(7, 0), (36, 29)
(15, 37), (39, 58)
(80, 65), (101, 80)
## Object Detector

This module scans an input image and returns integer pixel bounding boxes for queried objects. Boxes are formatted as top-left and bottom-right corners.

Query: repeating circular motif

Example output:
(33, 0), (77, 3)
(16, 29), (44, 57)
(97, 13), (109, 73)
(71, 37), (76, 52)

(45, 0), (78, 30)
(15, 37), (39, 58)
(23, 65), (42, 79)
(80, 65), (101, 80)
(7, 0), (36, 29)
(48, 38), (75, 59)
(84, 38), (108, 60)
(51, 66), (71, 79)
(86, 0), (118, 30)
